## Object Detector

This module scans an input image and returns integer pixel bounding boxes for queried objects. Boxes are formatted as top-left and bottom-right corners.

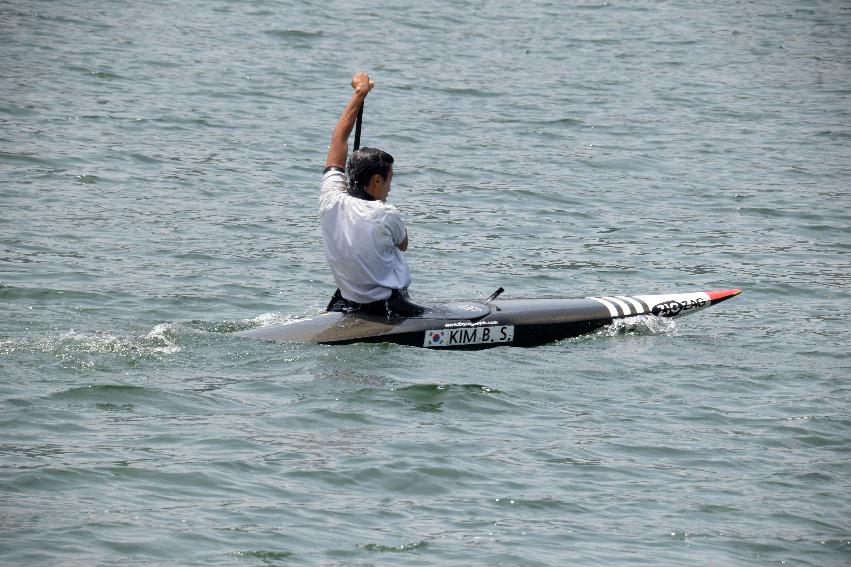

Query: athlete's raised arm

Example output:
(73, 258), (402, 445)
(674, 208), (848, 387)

(325, 73), (374, 170)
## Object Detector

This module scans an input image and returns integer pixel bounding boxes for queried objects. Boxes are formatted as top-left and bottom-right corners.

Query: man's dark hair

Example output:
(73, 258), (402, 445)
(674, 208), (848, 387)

(347, 147), (394, 192)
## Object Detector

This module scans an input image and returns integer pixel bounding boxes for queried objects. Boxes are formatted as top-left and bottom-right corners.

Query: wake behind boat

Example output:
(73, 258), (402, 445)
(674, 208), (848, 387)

(238, 288), (742, 350)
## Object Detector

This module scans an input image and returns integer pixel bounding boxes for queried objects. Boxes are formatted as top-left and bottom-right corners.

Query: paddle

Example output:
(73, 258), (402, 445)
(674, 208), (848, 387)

(352, 78), (375, 152)
(353, 101), (363, 151)
(351, 76), (372, 152)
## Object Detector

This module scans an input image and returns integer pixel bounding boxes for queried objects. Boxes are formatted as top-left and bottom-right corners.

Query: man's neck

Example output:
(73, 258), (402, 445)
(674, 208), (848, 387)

(347, 185), (376, 201)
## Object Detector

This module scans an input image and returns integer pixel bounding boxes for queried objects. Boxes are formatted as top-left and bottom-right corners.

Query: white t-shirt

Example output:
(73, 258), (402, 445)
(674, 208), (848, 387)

(319, 169), (411, 303)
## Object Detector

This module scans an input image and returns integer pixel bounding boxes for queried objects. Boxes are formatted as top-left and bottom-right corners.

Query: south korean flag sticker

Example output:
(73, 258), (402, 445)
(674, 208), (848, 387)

(425, 330), (446, 347)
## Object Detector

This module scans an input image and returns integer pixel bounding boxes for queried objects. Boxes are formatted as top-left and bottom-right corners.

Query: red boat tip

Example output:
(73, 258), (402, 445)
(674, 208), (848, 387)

(707, 288), (743, 301)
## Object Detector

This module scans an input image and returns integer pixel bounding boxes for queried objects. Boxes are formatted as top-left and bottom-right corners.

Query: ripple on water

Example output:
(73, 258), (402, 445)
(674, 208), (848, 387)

(3, 0), (850, 565)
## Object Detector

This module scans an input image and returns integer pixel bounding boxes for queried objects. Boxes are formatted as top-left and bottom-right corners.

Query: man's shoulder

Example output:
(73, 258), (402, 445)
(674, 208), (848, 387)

(370, 202), (403, 225)
(383, 204), (402, 220)
(320, 168), (348, 206)
(321, 167), (346, 186)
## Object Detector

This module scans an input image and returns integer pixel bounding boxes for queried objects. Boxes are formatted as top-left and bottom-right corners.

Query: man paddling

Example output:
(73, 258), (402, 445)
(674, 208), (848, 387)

(320, 73), (424, 317)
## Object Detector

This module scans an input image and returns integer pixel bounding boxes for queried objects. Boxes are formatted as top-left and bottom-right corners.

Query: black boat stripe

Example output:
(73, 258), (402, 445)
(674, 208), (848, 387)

(631, 296), (651, 313)
(617, 296), (645, 314)
(588, 297), (619, 318)
(601, 296), (627, 317)
(615, 295), (642, 315)
(611, 296), (634, 316)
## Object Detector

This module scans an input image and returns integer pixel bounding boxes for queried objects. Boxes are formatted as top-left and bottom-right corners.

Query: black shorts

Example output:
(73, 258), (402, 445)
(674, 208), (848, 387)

(326, 288), (426, 317)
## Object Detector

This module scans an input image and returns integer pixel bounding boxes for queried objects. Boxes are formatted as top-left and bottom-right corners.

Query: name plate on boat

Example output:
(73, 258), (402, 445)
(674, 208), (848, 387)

(424, 325), (514, 348)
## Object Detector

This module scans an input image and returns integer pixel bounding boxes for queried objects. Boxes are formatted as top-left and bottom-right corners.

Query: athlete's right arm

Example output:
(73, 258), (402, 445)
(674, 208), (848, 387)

(324, 73), (373, 170)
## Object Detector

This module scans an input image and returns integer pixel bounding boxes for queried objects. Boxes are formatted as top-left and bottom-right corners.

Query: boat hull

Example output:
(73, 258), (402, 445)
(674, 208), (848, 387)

(238, 289), (742, 349)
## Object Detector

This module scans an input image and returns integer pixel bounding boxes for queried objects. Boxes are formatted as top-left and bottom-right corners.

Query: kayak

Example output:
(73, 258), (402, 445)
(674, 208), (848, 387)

(238, 288), (742, 349)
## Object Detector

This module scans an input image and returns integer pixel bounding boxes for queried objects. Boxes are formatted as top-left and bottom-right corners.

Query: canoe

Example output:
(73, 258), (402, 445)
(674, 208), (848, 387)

(238, 288), (742, 349)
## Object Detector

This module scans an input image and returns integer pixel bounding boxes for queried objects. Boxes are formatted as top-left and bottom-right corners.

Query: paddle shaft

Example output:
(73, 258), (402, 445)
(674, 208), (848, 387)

(353, 102), (363, 151)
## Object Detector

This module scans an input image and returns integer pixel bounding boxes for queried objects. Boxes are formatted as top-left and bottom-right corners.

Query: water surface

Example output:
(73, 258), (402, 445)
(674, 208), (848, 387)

(2, 1), (850, 565)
